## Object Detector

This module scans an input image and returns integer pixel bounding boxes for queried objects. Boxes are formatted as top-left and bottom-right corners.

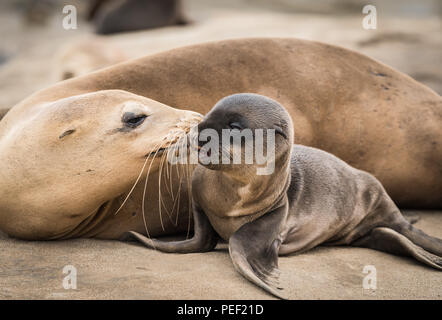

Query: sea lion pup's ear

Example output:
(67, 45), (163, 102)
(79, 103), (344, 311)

(229, 200), (289, 300)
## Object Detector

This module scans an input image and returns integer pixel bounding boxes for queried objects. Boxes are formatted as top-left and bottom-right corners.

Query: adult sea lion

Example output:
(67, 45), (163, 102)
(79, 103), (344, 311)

(126, 93), (442, 299)
(0, 38), (440, 241)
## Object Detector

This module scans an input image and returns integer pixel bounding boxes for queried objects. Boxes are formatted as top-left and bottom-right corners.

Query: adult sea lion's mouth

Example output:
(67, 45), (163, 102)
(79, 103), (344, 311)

(145, 147), (167, 158)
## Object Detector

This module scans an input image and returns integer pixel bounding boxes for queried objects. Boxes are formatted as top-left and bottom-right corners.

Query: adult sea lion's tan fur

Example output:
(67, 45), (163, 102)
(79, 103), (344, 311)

(0, 90), (201, 240)
(0, 38), (440, 240)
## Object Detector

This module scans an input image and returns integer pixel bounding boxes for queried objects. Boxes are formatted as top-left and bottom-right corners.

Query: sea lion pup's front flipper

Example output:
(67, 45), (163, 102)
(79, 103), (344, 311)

(229, 201), (289, 300)
(122, 203), (218, 253)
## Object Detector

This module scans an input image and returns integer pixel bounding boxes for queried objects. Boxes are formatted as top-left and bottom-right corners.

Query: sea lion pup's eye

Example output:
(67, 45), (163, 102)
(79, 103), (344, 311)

(229, 122), (243, 130)
(274, 125), (288, 139)
(122, 112), (148, 128)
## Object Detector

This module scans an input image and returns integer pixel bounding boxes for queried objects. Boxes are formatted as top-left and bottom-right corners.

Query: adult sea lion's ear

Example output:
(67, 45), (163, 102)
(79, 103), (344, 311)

(228, 200), (289, 299)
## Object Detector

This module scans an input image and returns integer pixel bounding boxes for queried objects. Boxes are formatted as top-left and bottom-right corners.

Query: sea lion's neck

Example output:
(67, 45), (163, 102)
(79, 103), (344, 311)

(197, 162), (291, 241)
(215, 161), (291, 218)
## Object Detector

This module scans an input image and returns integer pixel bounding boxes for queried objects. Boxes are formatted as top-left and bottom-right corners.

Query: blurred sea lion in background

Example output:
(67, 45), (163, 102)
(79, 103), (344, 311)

(23, 0), (53, 26)
(54, 38), (127, 80)
(89, 0), (188, 35)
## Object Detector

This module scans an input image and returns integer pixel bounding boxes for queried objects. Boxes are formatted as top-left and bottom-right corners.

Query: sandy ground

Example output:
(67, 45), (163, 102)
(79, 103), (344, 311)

(0, 0), (441, 299)
(1, 211), (441, 300)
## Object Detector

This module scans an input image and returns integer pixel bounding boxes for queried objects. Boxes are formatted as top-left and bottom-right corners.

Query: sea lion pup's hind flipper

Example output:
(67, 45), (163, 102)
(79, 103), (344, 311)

(229, 203), (289, 299)
(352, 227), (442, 270)
(122, 203), (218, 253)
(402, 212), (420, 225)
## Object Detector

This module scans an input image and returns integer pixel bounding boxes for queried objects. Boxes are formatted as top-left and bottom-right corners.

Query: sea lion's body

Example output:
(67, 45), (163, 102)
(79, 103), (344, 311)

(127, 94), (442, 299)
(194, 144), (390, 248)
(0, 38), (441, 241)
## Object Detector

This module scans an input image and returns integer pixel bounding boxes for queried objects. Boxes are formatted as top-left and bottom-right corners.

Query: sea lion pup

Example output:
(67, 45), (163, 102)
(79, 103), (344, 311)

(0, 89), (202, 240)
(126, 93), (442, 299)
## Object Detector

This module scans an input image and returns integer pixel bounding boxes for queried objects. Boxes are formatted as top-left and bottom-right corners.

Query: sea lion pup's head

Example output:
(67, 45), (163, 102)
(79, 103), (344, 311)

(0, 90), (201, 239)
(195, 93), (294, 177)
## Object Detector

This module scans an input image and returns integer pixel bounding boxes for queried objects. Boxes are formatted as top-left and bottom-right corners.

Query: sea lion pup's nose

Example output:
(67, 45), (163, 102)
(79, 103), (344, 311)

(177, 111), (203, 133)
(182, 111), (203, 123)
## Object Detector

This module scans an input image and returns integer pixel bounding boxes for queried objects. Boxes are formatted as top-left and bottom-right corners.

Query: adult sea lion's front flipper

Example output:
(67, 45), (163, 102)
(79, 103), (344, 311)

(229, 201), (289, 299)
(123, 203), (218, 253)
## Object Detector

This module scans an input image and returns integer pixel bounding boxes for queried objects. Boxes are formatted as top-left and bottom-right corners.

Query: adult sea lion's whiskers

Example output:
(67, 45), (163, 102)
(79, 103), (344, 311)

(157, 131), (188, 229)
(113, 140), (163, 216)
(163, 131), (183, 201)
(142, 141), (168, 239)
(158, 143), (178, 227)
(185, 157), (193, 239)
(167, 134), (187, 226)
(143, 130), (187, 234)
(176, 132), (195, 233)
(171, 133), (191, 226)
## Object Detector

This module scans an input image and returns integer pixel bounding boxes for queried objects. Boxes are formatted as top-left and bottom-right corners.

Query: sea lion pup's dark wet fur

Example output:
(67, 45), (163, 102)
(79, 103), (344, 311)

(126, 93), (442, 299)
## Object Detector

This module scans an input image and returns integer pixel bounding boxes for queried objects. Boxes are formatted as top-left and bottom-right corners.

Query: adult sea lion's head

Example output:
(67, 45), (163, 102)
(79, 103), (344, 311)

(0, 90), (201, 238)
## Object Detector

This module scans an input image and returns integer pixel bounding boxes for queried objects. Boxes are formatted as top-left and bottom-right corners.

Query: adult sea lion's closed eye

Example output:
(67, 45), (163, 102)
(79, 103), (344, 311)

(122, 112), (148, 128)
